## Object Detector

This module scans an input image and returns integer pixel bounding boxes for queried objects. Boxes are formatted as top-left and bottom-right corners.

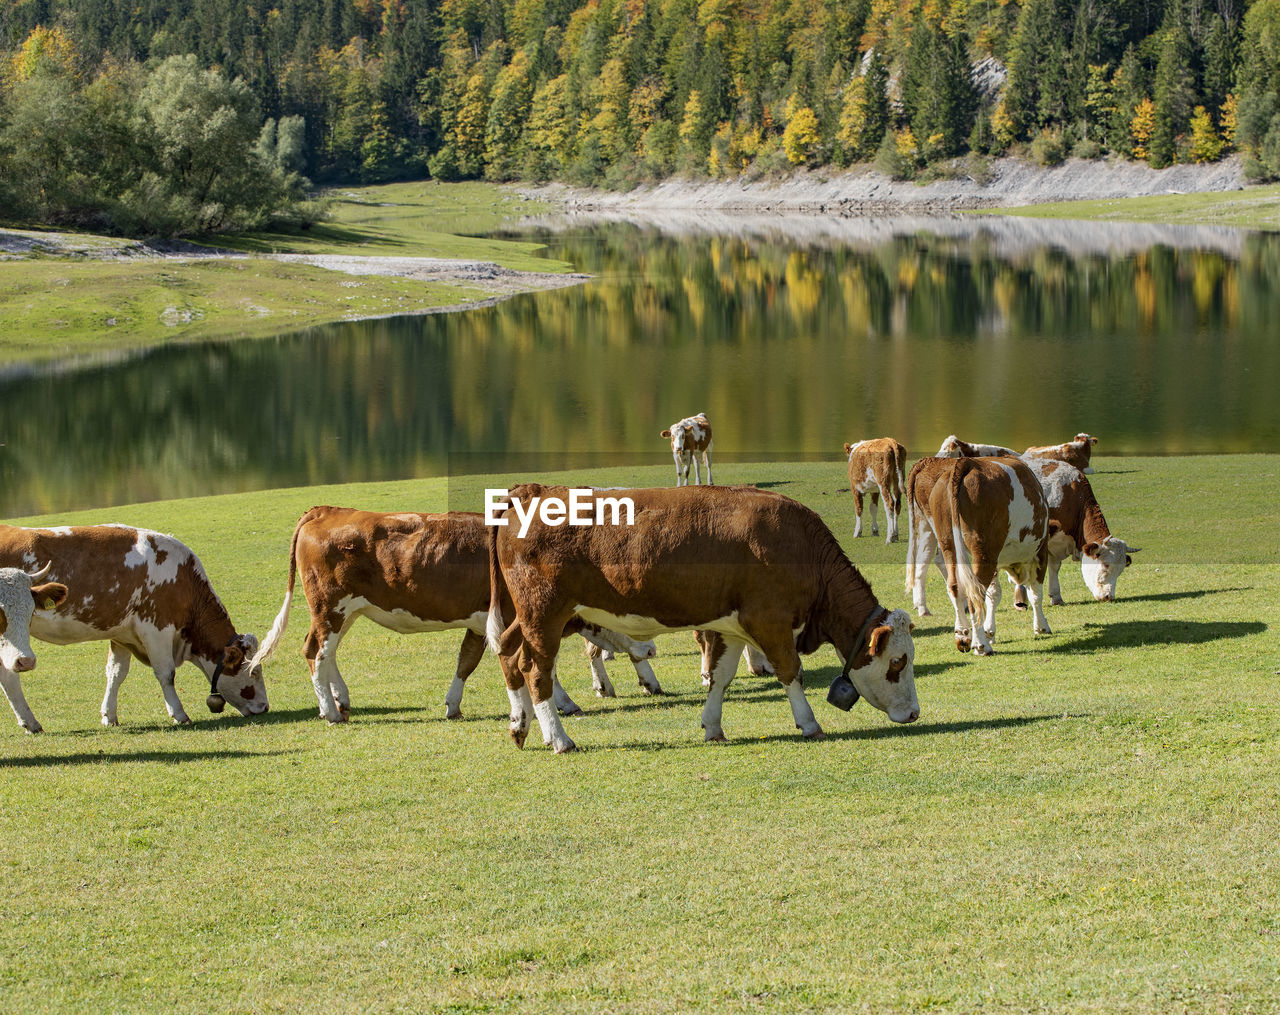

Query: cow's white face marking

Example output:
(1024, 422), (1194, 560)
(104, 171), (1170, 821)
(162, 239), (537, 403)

(1081, 536), (1132, 602)
(215, 633), (269, 716)
(0, 570), (41, 671)
(846, 609), (918, 724)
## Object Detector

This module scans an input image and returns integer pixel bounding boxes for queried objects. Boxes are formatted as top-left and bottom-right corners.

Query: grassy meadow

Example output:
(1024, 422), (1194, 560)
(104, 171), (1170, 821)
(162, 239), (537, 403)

(0, 455), (1276, 1013)
(990, 182), (1280, 231)
(0, 183), (569, 361)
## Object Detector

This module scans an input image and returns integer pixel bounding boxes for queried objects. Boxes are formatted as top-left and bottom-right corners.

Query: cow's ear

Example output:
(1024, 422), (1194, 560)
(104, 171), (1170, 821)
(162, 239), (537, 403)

(843, 443), (853, 455)
(31, 582), (68, 611)
(1047, 520), (1063, 537)
(1090, 436), (1098, 445)
(868, 625), (894, 657)
(1082, 541), (1102, 558)
(222, 643), (246, 670)
(1125, 554), (1132, 567)
(660, 429), (672, 439)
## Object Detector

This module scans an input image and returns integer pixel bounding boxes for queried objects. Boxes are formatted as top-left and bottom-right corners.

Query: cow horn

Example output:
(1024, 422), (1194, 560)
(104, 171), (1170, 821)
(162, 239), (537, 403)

(25, 562), (52, 580)
(1126, 546), (1142, 553)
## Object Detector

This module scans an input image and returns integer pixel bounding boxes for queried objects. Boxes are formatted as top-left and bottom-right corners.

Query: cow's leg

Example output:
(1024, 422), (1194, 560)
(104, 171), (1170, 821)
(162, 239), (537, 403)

(966, 559), (999, 657)
(507, 626), (575, 752)
(744, 645), (774, 677)
(444, 629), (487, 719)
(692, 451), (703, 486)
(584, 640), (616, 698)
(1022, 562), (1053, 635)
(885, 485), (901, 544)
(1046, 555), (1065, 606)
(697, 629), (725, 689)
(702, 450), (713, 486)
(983, 580), (1001, 642)
(910, 521), (939, 617)
(674, 451), (687, 486)
(100, 641), (132, 727)
(631, 656), (663, 695)
(869, 489), (881, 537)
(551, 661), (583, 717)
(152, 665), (190, 724)
(852, 488), (865, 538)
(0, 668), (41, 733)
(700, 635), (745, 742)
(303, 624), (344, 724)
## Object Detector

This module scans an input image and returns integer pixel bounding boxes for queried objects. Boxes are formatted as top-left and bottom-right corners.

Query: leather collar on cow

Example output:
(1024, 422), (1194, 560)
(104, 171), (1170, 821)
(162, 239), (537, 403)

(826, 605), (889, 712)
(206, 636), (239, 712)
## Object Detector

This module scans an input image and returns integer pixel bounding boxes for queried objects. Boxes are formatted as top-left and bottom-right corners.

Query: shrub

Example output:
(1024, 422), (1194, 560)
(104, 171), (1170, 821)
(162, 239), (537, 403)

(1031, 128), (1067, 166)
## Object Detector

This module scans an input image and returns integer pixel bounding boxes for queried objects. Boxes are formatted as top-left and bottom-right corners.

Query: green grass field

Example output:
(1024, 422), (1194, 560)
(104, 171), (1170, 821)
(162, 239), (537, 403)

(1, 456), (1276, 1013)
(0, 183), (568, 361)
(989, 183), (1280, 230)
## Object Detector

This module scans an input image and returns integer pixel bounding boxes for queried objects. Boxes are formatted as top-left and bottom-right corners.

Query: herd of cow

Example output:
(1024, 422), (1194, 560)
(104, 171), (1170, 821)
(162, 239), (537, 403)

(0, 416), (1136, 753)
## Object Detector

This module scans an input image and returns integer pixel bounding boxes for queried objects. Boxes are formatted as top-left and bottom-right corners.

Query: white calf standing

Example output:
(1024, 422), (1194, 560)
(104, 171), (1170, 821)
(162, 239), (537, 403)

(661, 413), (713, 486)
(0, 565), (70, 733)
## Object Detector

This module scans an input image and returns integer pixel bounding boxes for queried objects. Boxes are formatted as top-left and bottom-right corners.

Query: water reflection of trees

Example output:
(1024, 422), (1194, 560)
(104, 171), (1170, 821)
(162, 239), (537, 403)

(2, 226), (1278, 516)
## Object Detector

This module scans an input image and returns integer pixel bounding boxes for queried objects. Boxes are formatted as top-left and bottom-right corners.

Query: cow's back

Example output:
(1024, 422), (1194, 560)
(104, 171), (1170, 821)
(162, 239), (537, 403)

(496, 484), (828, 623)
(0, 524), (211, 640)
(847, 438), (905, 493)
(296, 507), (490, 622)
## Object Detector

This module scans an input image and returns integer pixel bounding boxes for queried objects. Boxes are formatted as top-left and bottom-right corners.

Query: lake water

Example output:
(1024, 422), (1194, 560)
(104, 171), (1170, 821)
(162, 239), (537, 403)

(2, 214), (1277, 517)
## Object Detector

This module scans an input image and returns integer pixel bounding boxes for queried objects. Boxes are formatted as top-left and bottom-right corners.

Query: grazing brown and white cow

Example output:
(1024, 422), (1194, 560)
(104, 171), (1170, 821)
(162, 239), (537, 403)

(1013, 457), (1138, 605)
(936, 435), (1018, 458)
(0, 565), (70, 733)
(486, 484), (919, 753)
(914, 458), (1051, 655)
(1023, 433), (1099, 474)
(248, 507), (660, 723)
(844, 438), (907, 542)
(660, 413), (713, 486)
(0, 525), (269, 726)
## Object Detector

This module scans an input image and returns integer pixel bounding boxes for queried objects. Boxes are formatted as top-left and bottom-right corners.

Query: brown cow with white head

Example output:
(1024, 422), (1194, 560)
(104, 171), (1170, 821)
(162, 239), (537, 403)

(1012, 457), (1138, 605)
(0, 525), (268, 726)
(487, 483), (919, 753)
(0, 565), (70, 733)
(660, 413), (713, 486)
(248, 507), (660, 723)
(844, 438), (907, 542)
(1023, 433), (1099, 474)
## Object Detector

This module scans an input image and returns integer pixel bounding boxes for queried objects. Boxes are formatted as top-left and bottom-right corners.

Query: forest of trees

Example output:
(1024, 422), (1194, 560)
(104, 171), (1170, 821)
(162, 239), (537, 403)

(4, 0), (1280, 235)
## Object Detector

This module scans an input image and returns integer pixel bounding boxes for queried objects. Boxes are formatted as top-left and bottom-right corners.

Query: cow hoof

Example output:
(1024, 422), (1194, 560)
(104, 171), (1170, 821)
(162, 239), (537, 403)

(553, 739), (578, 754)
(973, 645), (995, 657)
(101, 714), (118, 727)
(916, 606), (932, 618)
(558, 706), (583, 717)
(21, 723), (41, 734)
(984, 629), (995, 641)
(594, 688), (617, 699)
(954, 634), (971, 653)
(175, 716), (192, 725)
(510, 726), (529, 749)
(703, 730), (728, 743)
(640, 685), (664, 696)
(1050, 597), (1065, 607)
(337, 704), (351, 718)
(1013, 602), (1027, 611)
(1035, 625), (1053, 636)
(802, 727), (826, 740)
(445, 708), (462, 720)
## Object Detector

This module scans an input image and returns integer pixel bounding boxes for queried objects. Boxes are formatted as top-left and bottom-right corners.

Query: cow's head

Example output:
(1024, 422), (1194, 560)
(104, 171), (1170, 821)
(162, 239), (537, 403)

(1080, 537), (1138, 602)
(0, 564), (68, 673)
(937, 435), (967, 457)
(823, 608), (919, 724)
(209, 633), (269, 716)
(1075, 433), (1098, 446)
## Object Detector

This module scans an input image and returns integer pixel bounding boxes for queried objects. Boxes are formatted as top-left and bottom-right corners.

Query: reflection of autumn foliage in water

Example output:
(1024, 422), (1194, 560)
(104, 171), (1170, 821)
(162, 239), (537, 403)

(1, 223), (1278, 515)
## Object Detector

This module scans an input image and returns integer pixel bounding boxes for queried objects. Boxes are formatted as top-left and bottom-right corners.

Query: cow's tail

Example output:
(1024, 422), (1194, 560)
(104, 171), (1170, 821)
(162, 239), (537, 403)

(485, 522), (511, 655)
(947, 459), (983, 613)
(249, 509), (308, 671)
(894, 443), (907, 512)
